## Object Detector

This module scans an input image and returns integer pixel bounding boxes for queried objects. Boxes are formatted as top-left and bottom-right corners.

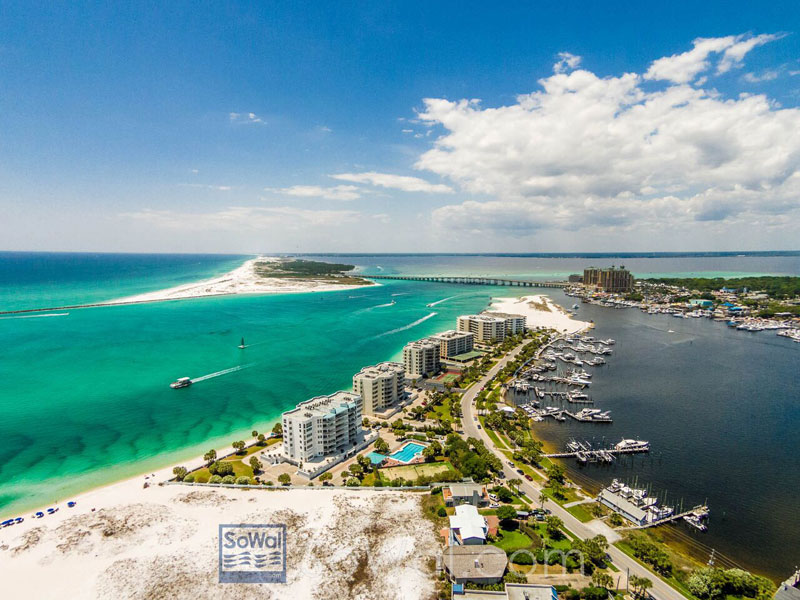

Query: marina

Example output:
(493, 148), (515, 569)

(599, 478), (710, 530)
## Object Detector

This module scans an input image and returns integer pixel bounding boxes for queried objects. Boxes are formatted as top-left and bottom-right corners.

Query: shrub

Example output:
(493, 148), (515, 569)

(209, 475), (222, 484)
(437, 507), (447, 517)
(222, 475), (235, 484)
(235, 476), (251, 485)
(183, 474), (195, 483)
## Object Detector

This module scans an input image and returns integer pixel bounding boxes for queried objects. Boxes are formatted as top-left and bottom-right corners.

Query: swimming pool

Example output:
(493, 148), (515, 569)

(388, 442), (426, 463)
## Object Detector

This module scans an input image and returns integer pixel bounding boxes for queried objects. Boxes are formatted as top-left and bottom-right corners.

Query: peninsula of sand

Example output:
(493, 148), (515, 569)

(112, 256), (374, 305)
(487, 294), (591, 334)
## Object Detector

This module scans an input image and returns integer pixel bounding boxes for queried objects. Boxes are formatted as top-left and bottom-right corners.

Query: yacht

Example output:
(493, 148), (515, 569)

(615, 439), (650, 452)
(170, 377), (192, 389)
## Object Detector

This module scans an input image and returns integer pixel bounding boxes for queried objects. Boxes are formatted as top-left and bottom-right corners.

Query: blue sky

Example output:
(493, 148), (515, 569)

(1, 2), (799, 253)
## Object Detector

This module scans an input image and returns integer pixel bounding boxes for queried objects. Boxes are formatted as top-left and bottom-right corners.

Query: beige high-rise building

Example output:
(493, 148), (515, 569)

(281, 391), (363, 463)
(583, 266), (634, 292)
(403, 338), (441, 379)
(352, 362), (405, 415)
(430, 330), (475, 358)
(457, 314), (507, 342)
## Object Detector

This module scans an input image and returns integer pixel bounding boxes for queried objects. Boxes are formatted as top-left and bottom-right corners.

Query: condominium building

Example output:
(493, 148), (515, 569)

(403, 338), (441, 379)
(583, 266), (634, 292)
(281, 391), (363, 463)
(352, 362), (405, 415)
(457, 314), (507, 342)
(430, 330), (475, 358)
(490, 312), (527, 335)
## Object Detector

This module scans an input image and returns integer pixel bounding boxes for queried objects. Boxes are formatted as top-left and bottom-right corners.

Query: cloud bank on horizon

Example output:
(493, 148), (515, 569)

(415, 32), (800, 238)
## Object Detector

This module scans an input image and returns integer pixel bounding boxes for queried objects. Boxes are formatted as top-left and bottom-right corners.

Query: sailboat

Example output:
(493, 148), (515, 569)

(238, 337), (246, 349)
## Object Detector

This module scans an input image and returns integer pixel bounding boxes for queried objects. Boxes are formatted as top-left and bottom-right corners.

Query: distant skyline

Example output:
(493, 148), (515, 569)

(1, 2), (799, 253)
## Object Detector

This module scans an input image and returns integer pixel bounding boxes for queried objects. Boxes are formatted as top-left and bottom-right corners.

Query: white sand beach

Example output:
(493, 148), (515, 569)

(487, 295), (591, 334)
(111, 257), (372, 305)
(0, 482), (438, 600)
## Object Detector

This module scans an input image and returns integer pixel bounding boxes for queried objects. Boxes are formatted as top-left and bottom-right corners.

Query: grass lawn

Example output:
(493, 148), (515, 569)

(566, 503), (595, 523)
(379, 461), (456, 481)
(493, 528), (534, 553)
(615, 540), (699, 600)
(542, 486), (581, 505)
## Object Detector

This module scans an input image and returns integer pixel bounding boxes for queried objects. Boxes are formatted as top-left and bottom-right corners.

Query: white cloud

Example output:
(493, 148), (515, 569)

(330, 171), (453, 193)
(268, 185), (362, 201)
(229, 112), (266, 125)
(644, 33), (781, 84)
(743, 69), (780, 83)
(121, 206), (360, 231)
(414, 50), (800, 238)
(553, 52), (582, 74)
(180, 183), (233, 191)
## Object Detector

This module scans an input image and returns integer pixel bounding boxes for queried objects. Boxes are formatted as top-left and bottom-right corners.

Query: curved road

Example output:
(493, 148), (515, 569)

(459, 339), (684, 600)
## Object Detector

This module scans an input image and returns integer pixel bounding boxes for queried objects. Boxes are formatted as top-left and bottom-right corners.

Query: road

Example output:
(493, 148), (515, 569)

(459, 338), (685, 600)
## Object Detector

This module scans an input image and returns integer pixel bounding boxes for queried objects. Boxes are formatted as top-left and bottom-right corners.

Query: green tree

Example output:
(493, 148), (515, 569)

(278, 473), (291, 485)
(374, 437), (389, 453)
(545, 515), (564, 538)
(251, 430), (258, 438)
(257, 433), (267, 446)
(221, 475), (235, 484)
(232, 440), (246, 454)
(236, 476), (252, 485)
(319, 472), (333, 484)
(508, 478), (522, 493)
(496, 486), (514, 503)
(203, 449), (217, 464)
(345, 477), (361, 487)
(592, 571), (613, 590)
(349, 463), (364, 479)
(209, 475), (222, 484)
(496, 505), (518, 524)
(249, 456), (262, 473)
(546, 463), (566, 484)
(172, 466), (188, 481)
(183, 473), (195, 483)
(272, 422), (282, 436)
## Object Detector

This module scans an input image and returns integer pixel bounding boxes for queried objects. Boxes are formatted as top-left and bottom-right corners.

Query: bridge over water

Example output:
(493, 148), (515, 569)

(363, 274), (568, 288)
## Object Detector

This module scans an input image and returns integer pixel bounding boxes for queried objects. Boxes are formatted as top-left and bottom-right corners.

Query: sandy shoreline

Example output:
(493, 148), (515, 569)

(111, 257), (374, 305)
(0, 483), (438, 599)
(487, 294), (591, 334)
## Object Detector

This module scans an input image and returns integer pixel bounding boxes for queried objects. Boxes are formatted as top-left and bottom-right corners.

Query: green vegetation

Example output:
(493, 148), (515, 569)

(253, 258), (372, 285)
(644, 276), (800, 299)
(686, 567), (775, 600)
(443, 434), (502, 482)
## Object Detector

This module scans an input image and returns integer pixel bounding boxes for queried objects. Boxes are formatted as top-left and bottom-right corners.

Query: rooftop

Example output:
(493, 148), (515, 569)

(283, 391), (361, 420)
(431, 330), (475, 341)
(441, 545), (507, 580)
(459, 314), (506, 323)
(354, 361), (405, 379)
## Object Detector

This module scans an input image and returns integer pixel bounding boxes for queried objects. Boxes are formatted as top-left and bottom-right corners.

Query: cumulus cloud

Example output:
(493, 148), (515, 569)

(229, 112), (266, 125)
(268, 185), (362, 201)
(331, 171), (453, 193)
(644, 33), (781, 84)
(415, 42), (800, 238)
(742, 69), (780, 83)
(553, 52), (582, 74)
(121, 206), (360, 231)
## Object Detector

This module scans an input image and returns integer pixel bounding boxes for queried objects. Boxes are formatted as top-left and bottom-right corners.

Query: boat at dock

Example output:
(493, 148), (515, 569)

(615, 439), (650, 452)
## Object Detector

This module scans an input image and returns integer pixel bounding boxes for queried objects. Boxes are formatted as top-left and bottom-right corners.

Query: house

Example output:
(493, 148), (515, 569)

(449, 504), (489, 545)
(444, 483), (489, 507)
(441, 545), (508, 585)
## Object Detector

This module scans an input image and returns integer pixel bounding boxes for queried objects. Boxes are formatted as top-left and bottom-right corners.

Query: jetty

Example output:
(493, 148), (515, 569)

(544, 446), (648, 458)
(363, 274), (567, 288)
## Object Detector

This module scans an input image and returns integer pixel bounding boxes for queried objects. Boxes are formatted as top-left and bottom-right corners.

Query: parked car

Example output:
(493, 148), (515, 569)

(477, 425), (482, 429)
(516, 469), (524, 475)
(525, 474), (533, 481)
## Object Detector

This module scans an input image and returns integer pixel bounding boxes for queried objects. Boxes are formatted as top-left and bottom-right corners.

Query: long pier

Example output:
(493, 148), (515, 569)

(543, 446), (649, 458)
(364, 274), (567, 288)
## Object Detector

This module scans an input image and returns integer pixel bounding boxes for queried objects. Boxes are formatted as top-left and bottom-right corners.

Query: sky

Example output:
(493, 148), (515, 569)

(1, 2), (799, 254)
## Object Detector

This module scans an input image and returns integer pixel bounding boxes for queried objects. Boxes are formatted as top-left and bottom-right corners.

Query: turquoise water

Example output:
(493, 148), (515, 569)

(389, 442), (427, 463)
(1, 252), (799, 578)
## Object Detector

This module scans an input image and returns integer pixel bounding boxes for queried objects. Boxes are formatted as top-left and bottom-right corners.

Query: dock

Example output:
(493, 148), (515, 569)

(621, 505), (710, 530)
(544, 446), (649, 458)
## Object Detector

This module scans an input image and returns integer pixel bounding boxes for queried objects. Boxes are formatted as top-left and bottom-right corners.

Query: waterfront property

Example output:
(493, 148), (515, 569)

(403, 338), (442, 379)
(449, 504), (490, 545)
(352, 361), (407, 417)
(458, 313), (508, 342)
(281, 391), (375, 477)
(367, 441), (428, 467)
(443, 483), (490, 507)
(441, 544), (508, 584)
(453, 584), (559, 600)
(583, 266), (634, 292)
(491, 312), (527, 335)
(430, 329), (475, 358)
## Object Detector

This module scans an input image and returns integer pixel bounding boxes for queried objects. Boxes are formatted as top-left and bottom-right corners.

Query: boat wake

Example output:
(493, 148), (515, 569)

(372, 301), (396, 308)
(0, 312), (69, 320)
(372, 312), (437, 338)
(191, 364), (254, 383)
(426, 295), (461, 307)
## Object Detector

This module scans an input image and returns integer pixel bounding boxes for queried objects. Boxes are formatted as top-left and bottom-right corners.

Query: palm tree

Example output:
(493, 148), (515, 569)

(538, 490), (547, 509)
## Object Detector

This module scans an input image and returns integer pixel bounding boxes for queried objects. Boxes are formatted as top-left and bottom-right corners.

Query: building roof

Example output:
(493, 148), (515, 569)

(449, 504), (488, 542)
(505, 584), (559, 600)
(354, 362), (405, 380)
(459, 314), (506, 323)
(432, 329), (475, 341)
(449, 483), (486, 498)
(598, 488), (649, 523)
(283, 391), (361, 421)
(441, 545), (507, 580)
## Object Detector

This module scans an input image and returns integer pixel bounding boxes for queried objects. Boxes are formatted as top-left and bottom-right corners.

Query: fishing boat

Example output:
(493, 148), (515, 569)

(170, 377), (192, 389)
(615, 439), (650, 452)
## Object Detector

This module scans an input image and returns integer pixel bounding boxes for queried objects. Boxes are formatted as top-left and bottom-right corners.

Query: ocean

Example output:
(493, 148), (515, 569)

(0, 251), (798, 579)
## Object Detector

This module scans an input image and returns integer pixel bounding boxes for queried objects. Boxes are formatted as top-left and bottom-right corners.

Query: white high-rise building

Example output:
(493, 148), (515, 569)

(457, 314), (507, 342)
(430, 330), (475, 358)
(489, 312), (526, 335)
(403, 338), (441, 379)
(352, 362), (405, 415)
(282, 391), (363, 464)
